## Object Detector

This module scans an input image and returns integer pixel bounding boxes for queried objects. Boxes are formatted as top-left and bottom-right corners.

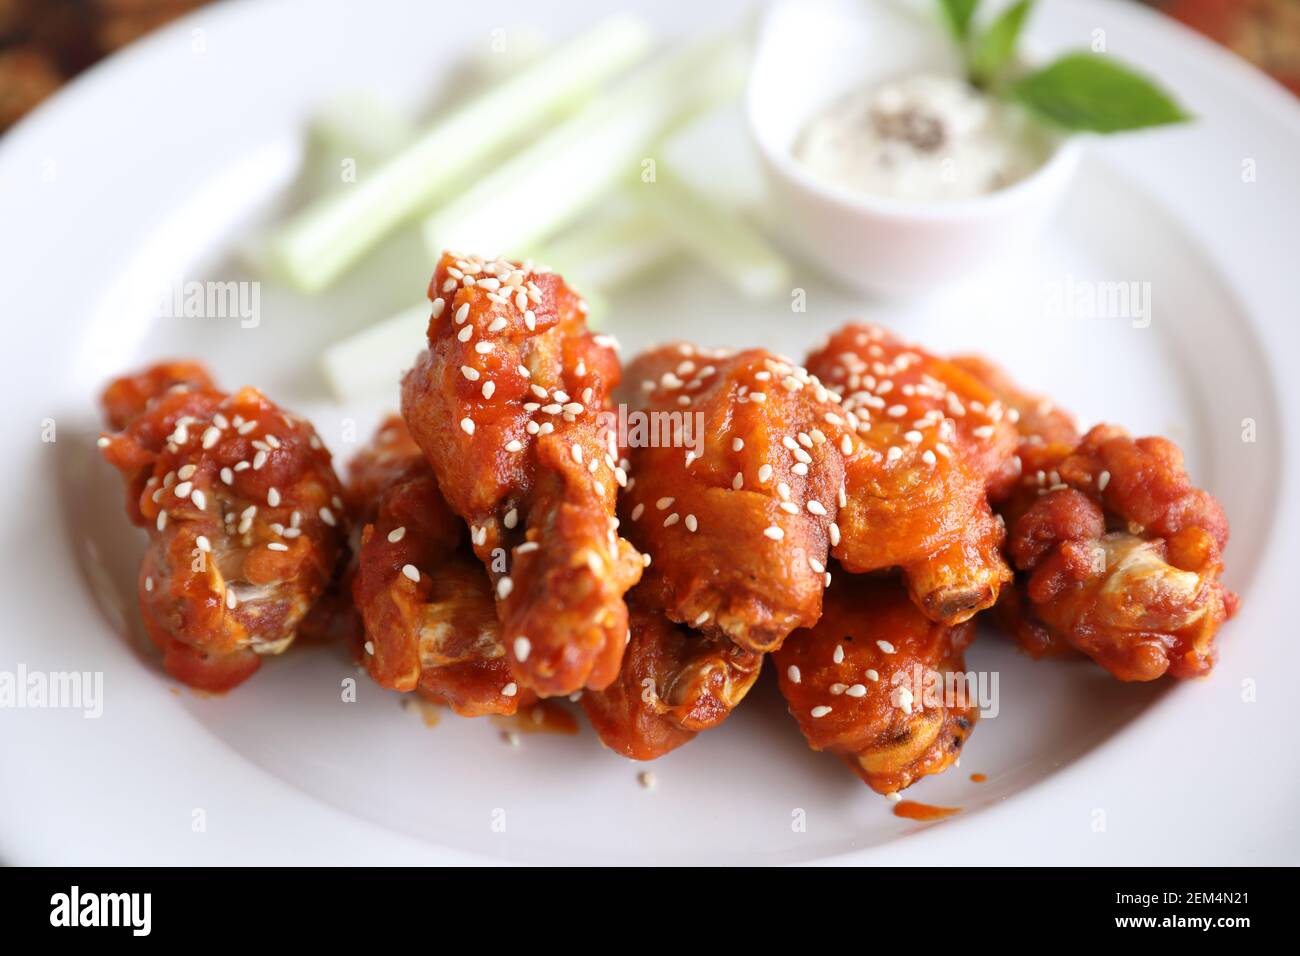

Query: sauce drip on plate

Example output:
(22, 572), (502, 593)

(893, 800), (961, 821)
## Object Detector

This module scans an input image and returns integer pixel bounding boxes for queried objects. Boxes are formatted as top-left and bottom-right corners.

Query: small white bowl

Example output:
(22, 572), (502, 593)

(746, 0), (1080, 298)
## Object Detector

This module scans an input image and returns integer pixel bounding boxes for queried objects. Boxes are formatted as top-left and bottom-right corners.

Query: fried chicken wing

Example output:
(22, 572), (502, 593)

(98, 362), (346, 691)
(805, 325), (1016, 624)
(1001, 426), (1236, 680)
(580, 596), (762, 760)
(401, 252), (642, 697)
(348, 416), (531, 717)
(617, 344), (859, 653)
(774, 574), (977, 794)
(956, 356), (1237, 680)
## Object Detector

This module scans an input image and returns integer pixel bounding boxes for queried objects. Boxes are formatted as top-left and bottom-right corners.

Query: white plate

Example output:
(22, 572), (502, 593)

(1, 0), (1297, 865)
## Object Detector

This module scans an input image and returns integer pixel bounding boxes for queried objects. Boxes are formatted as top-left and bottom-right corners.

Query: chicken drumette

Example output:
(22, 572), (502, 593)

(347, 416), (532, 716)
(774, 574), (977, 794)
(805, 324), (1018, 624)
(98, 361), (346, 691)
(401, 253), (642, 697)
(957, 356), (1238, 680)
(617, 344), (861, 654)
(581, 595), (762, 760)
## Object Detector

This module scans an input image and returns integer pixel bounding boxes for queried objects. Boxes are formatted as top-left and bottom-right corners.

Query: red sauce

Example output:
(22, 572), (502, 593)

(970, 773), (987, 783)
(893, 800), (961, 821)
(491, 701), (579, 735)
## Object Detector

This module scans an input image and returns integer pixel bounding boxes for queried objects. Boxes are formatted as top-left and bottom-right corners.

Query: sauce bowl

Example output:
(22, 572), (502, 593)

(746, 0), (1081, 298)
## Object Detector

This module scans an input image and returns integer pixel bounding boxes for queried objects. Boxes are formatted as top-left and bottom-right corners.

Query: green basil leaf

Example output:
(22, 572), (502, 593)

(1009, 53), (1192, 132)
(970, 0), (1034, 86)
(936, 0), (980, 41)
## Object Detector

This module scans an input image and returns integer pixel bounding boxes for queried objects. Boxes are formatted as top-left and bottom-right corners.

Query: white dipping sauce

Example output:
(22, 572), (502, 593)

(795, 73), (1049, 201)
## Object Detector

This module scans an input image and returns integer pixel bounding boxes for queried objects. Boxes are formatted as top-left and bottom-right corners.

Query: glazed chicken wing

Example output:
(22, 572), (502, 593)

(957, 356), (1237, 680)
(348, 416), (530, 717)
(401, 252), (642, 697)
(617, 344), (860, 653)
(774, 574), (977, 795)
(98, 362), (346, 691)
(1002, 426), (1236, 680)
(805, 324), (1017, 624)
(580, 596), (762, 760)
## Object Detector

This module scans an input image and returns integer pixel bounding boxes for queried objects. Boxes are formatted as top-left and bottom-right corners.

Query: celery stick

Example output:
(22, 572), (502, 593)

(422, 38), (748, 259)
(631, 163), (790, 299)
(532, 201), (677, 294)
(310, 92), (416, 161)
(319, 301), (430, 401)
(268, 16), (653, 293)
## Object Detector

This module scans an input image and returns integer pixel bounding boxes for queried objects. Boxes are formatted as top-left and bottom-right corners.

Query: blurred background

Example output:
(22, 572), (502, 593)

(3, 0), (1298, 133)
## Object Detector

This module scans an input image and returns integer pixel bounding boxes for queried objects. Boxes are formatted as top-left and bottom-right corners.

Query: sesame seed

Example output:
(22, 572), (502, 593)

(144, 576), (153, 592)
(220, 467), (234, 485)
(267, 542), (289, 552)
(830, 683), (846, 695)
(457, 325), (473, 343)
(267, 487), (281, 507)
(865, 669), (879, 681)
(684, 514), (698, 532)
(694, 611), (709, 625)
(497, 577), (513, 599)
(732, 438), (744, 452)
(202, 426), (221, 449)
(876, 640), (895, 654)
(319, 507), (336, 527)
(196, 535), (212, 552)
(402, 564), (420, 583)
(225, 590), (237, 609)
(639, 771), (657, 790)
(787, 665), (801, 684)
(388, 526), (406, 543)
(732, 473), (743, 490)
(454, 303), (469, 324)
(829, 523), (841, 547)
(846, 684), (866, 697)
(237, 419), (258, 435)
(763, 526), (784, 541)
(886, 791), (902, 803)
(807, 500), (827, 516)
(758, 464), (773, 483)
(96, 436), (110, 448)
(460, 417), (475, 436)
(631, 503), (645, 521)
(1098, 470), (1110, 491)
(524, 310), (536, 330)
(833, 644), (844, 664)
(663, 513), (680, 528)
(461, 365), (480, 381)
(174, 481), (192, 499)
(656, 497), (675, 511)
(430, 298), (445, 318)
(503, 508), (518, 529)
(811, 705), (832, 718)
(514, 637), (531, 662)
